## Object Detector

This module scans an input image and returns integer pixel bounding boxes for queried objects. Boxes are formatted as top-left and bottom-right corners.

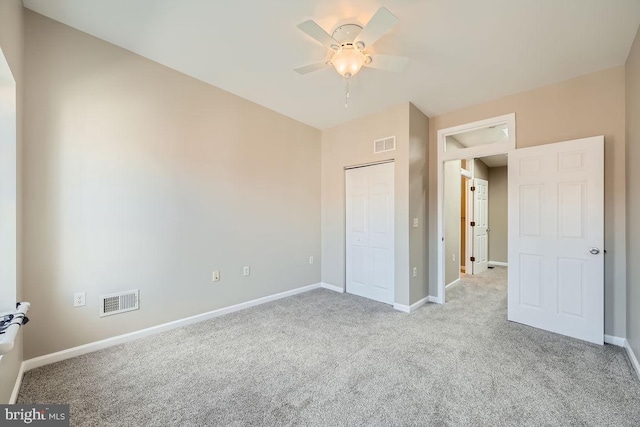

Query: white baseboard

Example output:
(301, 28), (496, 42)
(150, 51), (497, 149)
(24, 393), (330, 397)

(428, 295), (443, 304)
(604, 334), (626, 347)
(9, 361), (24, 404)
(603, 335), (640, 380)
(22, 282), (322, 372)
(489, 261), (508, 267)
(393, 303), (410, 313)
(625, 340), (640, 381)
(410, 296), (429, 311)
(320, 282), (344, 293)
(393, 296), (430, 314)
(445, 278), (460, 289)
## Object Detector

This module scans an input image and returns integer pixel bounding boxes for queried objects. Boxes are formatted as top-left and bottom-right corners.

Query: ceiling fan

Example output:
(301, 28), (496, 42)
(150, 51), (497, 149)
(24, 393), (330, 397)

(295, 7), (409, 80)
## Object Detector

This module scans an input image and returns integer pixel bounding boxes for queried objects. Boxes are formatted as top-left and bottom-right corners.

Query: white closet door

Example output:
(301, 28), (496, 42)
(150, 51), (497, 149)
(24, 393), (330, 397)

(508, 136), (604, 344)
(345, 162), (395, 304)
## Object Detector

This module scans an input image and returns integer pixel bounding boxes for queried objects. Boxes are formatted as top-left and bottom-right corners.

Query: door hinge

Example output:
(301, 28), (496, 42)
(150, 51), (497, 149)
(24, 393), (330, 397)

(470, 256), (476, 262)
(470, 221), (476, 226)
(470, 186), (476, 191)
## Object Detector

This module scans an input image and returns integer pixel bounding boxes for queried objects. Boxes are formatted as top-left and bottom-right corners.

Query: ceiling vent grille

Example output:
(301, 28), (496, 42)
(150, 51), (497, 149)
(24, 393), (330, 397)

(374, 136), (396, 154)
(99, 290), (139, 317)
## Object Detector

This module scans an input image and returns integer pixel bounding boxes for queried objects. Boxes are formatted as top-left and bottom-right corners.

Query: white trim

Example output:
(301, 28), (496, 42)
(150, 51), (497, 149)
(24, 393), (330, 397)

(437, 113), (516, 306)
(410, 296), (429, 311)
(427, 296), (441, 303)
(625, 340), (640, 380)
(393, 303), (410, 313)
(600, 336), (640, 380)
(465, 176), (473, 276)
(445, 278), (461, 289)
(23, 283), (322, 372)
(9, 361), (24, 404)
(489, 261), (508, 267)
(320, 282), (344, 293)
(604, 335), (626, 347)
(393, 296), (430, 314)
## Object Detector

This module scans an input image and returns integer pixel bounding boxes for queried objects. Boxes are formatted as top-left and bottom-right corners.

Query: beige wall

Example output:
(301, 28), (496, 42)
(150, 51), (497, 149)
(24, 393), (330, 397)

(321, 103), (429, 306)
(23, 11), (321, 359)
(409, 105), (430, 303)
(473, 159), (489, 181)
(488, 166), (507, 263)
(429, 66), (627, 336)
(626, 26), (640, 358)
(0, 0), (23, 404)
(321, 104), (410, 304)
(444, 160), (461, 285)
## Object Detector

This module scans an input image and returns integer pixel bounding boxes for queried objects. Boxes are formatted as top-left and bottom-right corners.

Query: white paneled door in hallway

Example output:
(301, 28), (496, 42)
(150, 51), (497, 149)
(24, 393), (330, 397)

(508, 136), (604, 344)
(472, 178), (489, 274)
(345, 162), (395, 305)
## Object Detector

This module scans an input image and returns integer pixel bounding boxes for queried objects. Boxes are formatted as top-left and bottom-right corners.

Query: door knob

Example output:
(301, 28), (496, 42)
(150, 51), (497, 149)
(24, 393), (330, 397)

(589, 247), (600, 255)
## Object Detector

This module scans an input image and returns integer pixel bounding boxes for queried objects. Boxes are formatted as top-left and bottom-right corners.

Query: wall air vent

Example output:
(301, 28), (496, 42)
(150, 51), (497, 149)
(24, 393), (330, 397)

(99, 290), (139, 317)
(374, 136), (396, 154)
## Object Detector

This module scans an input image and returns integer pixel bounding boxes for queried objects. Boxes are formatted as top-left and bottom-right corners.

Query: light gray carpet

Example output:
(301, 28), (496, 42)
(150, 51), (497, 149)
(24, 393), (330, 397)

(18, 267), (640, 426)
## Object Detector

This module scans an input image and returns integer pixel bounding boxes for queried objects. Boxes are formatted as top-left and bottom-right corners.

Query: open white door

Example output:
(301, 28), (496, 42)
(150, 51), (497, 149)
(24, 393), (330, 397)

(508, 136), (604, 344)
(471, 178), (489, 274)
(345, 162), (395, 305)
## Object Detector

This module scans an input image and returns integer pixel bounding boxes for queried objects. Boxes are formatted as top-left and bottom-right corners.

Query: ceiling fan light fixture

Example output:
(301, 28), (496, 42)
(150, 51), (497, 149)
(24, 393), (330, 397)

(331, 46), (366, 78)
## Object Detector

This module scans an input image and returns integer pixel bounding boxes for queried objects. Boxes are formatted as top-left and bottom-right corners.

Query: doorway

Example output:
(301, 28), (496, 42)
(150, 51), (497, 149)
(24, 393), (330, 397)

(437, 115), (605, 345)
(437, 114), (515, 302)
(345, 161), (395, 305)
(444, 155), (508, 289)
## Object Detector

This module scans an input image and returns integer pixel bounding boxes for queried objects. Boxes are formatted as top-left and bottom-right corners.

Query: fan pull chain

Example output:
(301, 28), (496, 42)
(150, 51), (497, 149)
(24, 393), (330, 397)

(344, 77), (350, 109)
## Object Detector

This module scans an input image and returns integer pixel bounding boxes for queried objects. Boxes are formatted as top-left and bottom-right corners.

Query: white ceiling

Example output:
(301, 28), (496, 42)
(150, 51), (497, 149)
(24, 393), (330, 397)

(23, 0), (640, 130)
(478, 154), (507, 168)
(447, 123), (509, 149)
(447, 124), (510, 166)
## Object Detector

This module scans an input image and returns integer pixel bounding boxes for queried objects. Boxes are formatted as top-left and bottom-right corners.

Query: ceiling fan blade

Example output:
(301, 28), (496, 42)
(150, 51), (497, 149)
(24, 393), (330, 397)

(297, 20), (340, 50)
(294, 61), (330, 75)
(354, 7), (399, 49)
(366, 54), (409, 72)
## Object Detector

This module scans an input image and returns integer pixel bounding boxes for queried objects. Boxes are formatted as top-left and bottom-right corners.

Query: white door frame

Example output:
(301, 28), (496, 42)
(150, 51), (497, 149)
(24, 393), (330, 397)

(435, 113), (516, 303)
(460, 168), (472, 275)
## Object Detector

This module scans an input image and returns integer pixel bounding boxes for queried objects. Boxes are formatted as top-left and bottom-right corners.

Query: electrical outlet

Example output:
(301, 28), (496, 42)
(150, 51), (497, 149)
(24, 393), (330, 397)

(309, 256), (314, 264)
(74, 292), (86, 307)
(412, 267), (417, 278)
(243, 266), (250, 276)
(413, 218), (419, 228)
(212, 271), (220, 282)
(452, 253), (456, 262)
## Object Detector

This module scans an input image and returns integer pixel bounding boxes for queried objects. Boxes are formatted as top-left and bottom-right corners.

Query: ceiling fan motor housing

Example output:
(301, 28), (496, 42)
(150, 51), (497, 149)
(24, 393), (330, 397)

(332, 24), (363, 46)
